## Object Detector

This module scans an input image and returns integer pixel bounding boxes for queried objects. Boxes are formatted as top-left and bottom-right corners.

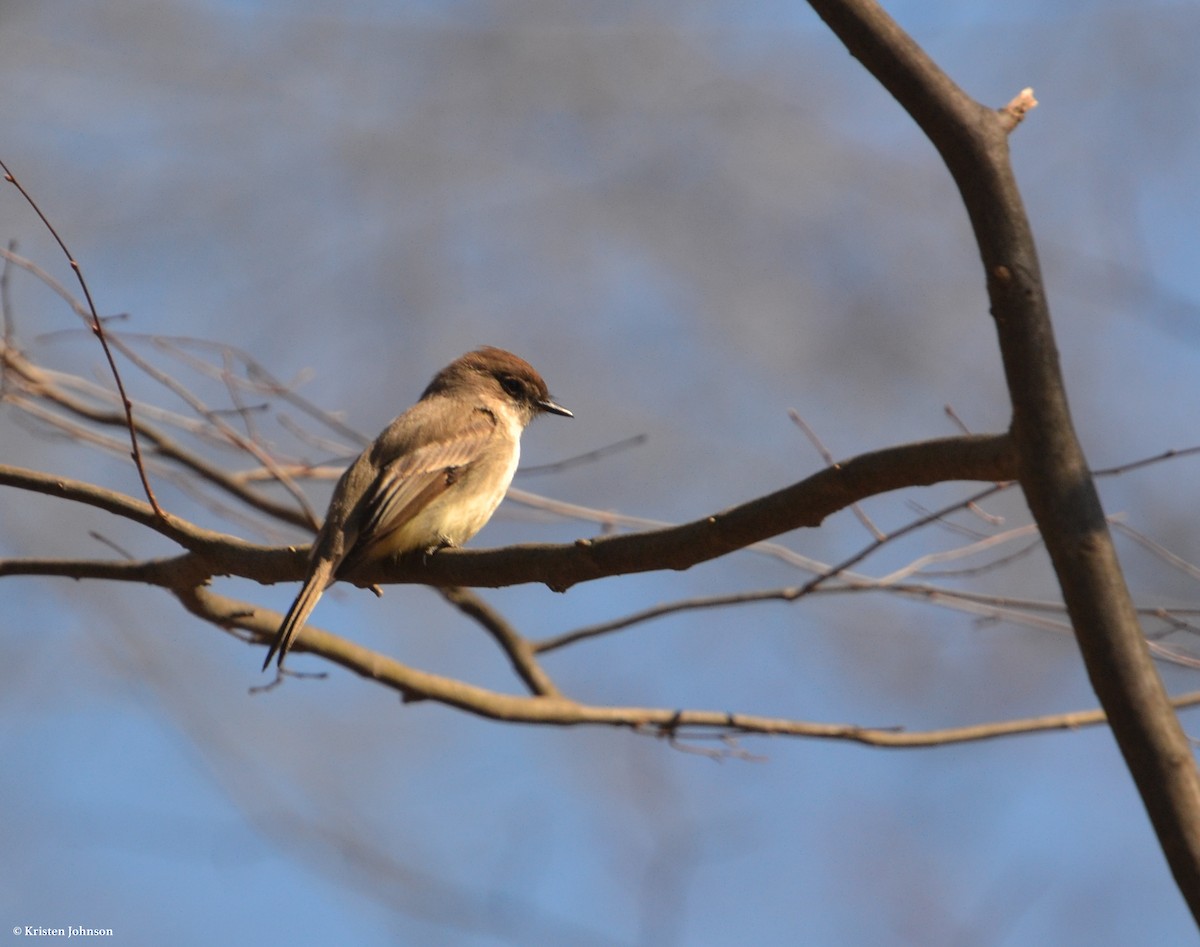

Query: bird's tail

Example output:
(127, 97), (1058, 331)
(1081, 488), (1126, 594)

(262, 559), (335, 671)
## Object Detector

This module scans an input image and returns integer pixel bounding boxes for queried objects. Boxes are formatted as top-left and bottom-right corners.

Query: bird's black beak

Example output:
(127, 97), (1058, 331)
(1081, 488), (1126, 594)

(538, 398), (573, 418)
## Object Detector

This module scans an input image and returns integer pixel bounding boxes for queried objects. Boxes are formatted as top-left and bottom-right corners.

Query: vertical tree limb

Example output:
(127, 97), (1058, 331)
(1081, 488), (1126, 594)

(807, 0), (1200, 919)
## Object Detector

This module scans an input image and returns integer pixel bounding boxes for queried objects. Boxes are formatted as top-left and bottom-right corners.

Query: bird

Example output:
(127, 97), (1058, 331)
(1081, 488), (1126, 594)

(261, 346), (571, 670)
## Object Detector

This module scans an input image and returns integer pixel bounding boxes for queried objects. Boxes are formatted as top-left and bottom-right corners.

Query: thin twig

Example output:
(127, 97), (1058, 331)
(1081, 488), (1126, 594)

(0, 238), (16, 393)
(536, 588), (805, 653)
(0, 160), (165, 518)
(102, 331), (320, 529)
(798, 482), (1010, 596)
(1095, 445), (1200, 479)
(789, 409), (885, 540)
(1112, 519), (1200, 582)
(5, 354), (314, 529)
(519, 434), (648, 476)
(943, 404), (972, 435)
(998, 87), (1038, 133)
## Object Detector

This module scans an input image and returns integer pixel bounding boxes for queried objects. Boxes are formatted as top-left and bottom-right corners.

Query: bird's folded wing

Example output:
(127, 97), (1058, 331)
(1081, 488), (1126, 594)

(347, 412), (497, 564)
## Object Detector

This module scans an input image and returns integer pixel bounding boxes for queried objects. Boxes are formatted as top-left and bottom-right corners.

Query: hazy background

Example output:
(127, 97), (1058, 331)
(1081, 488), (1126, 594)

(3, 1), (1200, 944)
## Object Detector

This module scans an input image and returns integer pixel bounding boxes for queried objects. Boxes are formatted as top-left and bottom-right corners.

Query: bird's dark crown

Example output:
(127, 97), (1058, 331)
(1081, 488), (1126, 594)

(422, 346), (571, 418)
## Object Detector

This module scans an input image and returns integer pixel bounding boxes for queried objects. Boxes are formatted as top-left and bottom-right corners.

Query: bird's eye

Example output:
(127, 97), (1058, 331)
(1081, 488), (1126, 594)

(499, 375), (524, 399)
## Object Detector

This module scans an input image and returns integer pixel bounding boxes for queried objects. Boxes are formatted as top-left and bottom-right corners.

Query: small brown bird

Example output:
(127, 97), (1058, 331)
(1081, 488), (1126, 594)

(262, 346), (571, 670)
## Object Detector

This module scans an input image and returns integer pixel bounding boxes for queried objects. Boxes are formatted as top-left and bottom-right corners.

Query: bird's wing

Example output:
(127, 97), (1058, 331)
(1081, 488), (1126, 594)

(346, 410), (498, 566)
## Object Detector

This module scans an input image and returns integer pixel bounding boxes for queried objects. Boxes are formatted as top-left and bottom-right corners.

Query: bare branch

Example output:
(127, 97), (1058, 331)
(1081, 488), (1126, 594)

(179, 583), (1200, 748)
(519, 434), (648, 476)
(999, 87), (1038, 133)
(796, 482), (1009, 596)
(0, 161), (165, 517)
(438, 586), (562, 697)
(100, 330), (320, 529)
(535, 588), (805, 654)
(0, 429), (1013, 612)
(0, 463), (283, 575)
(5, 352), (313, 529)
(788, 409), (884, 540)
(410, 434), (1016, 592)
(805, 0), (1200, 914)
(0, 238), (15, 384)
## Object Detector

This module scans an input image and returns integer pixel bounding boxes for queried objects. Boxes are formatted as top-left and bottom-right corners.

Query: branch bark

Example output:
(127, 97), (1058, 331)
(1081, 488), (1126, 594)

(179, 584), (1200, 749)
(807, 0), (1200, 920)
(0, 431), (1015, 591)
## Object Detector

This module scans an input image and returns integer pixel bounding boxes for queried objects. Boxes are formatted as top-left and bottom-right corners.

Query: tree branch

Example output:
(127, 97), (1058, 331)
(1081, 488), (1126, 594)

(438, 586), (563, 698)
(406, 432), (1015, 592)
(807, 0), (1200, 918)
(0, 463), (280, 576)
(1, 432), (1015, 592)
(181, 584), (1200, 748)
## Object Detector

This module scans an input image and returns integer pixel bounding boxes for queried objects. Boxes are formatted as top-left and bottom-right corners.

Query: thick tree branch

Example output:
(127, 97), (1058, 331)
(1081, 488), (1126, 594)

(807, 0), (1200, 918)
(405, 432), (1015, 591)
(0, 432), (1015, 592)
